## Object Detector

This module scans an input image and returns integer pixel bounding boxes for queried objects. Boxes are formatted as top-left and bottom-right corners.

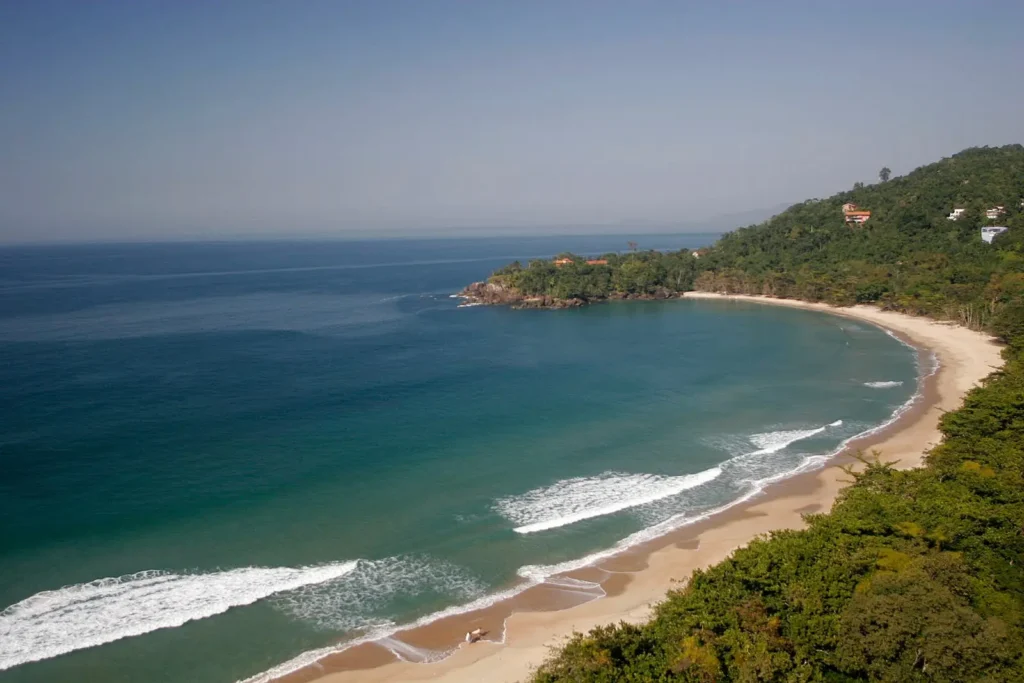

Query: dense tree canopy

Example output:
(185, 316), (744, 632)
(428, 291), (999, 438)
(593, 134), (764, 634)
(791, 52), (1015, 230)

(491, 145), (1024, 331)
(515, 145), (1024, 682)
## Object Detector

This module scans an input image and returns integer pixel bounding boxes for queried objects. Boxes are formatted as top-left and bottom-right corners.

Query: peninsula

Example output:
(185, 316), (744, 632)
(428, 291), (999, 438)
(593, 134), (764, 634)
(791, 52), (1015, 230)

(447, 145), (1024, 682)
(277, 145), (1024, 683)
(460, 145), (1024, 328)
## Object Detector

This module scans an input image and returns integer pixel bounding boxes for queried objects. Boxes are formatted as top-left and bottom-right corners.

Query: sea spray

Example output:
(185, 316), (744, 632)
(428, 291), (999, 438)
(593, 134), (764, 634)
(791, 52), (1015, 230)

(273, 556), (487, 632)
(497, 467), (723, 534)
(238, 403), (919, 683)
(0, 562), (358, 671)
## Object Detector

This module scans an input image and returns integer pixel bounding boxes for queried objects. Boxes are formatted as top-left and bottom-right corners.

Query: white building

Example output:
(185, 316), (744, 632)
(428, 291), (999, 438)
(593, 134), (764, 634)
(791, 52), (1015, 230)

(947, 208), (966, 220)
(986, 206), (1006, 220)
(981, 226), (1008, 244)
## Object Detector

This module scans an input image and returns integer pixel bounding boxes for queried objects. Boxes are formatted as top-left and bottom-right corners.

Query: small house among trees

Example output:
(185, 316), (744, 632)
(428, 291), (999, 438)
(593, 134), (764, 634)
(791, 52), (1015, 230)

(981, 226), (1008, 243)
(842, 203), (871, 224)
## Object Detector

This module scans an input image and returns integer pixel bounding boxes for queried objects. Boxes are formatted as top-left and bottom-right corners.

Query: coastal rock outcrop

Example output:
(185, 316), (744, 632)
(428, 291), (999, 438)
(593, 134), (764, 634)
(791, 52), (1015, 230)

(457, 281), (683, 308)
(457, 281), (585, 309)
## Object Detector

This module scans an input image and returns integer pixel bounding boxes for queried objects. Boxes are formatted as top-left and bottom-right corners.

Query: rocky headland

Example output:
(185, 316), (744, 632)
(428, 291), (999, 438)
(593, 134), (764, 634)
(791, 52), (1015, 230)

(456, 281), (681, 309)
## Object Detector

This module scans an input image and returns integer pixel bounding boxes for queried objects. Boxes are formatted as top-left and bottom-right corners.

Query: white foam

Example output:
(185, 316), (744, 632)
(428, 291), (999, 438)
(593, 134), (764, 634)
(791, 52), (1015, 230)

(747, 424), (831, 455)
(0, 561), (358, 672)
(241, 312), (936, 683)
(497, 468), (722, 534)
(377, 636), (449, 663)
(516, 448), (836, 583)
(541, 576), (604, 593)
(238, 401), (918, 683)
(274, 556), (486, 632)
(237, 579), (538, 683)
(864, 381), (903, 388)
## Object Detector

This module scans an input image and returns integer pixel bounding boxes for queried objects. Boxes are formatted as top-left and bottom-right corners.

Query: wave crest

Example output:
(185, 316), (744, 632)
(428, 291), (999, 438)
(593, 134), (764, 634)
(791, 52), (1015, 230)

(273, 556), (486, 632)
(496, 468), (722, 534)
(0, 561), (358, 672)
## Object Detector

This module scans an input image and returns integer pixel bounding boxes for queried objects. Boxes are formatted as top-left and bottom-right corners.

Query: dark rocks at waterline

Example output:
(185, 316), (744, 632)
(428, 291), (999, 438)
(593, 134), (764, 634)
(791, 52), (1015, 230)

(457, 282), (683, 309)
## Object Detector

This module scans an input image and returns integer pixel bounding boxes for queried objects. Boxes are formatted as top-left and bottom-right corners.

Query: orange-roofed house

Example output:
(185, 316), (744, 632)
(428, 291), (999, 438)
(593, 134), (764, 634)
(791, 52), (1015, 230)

(844, 210), (871, 225)
(553, 258), (574, 267)
(842, 202), (859, 213)
(586, 259), (608, 265)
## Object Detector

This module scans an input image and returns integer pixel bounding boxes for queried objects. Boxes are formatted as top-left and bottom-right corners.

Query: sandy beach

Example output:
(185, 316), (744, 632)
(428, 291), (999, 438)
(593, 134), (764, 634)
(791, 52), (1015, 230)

(278, 293), (1003, 683)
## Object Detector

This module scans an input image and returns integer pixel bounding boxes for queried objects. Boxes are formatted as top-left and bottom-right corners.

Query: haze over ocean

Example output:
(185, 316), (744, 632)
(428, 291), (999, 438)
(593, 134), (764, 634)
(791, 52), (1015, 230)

(3, 2), (1010, 680)
(0, 237), (919, 682)
(2, 2), (1023, 243)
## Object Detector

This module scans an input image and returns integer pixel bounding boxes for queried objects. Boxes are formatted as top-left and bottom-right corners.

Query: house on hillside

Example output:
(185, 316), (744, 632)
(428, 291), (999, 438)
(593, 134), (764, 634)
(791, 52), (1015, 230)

(982, 226), (1008, 244)
(986, 206), (1006, 220)
(948, 208), (966, 220)
(845, 210), (871, 225)
(842, 203), (871, 224)
(553, 258), (574, 267)
(585, 259), (608, 265)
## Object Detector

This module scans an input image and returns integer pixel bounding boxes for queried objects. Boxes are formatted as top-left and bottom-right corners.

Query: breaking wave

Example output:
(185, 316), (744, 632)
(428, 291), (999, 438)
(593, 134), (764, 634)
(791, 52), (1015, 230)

(496, 468), (723, 534)
(864, 380), (904, 388)
(747, 422), (835, 455)
(0, 561), (358, 671)
(243, 402), (918, 682)
(273, 556), (486, 632)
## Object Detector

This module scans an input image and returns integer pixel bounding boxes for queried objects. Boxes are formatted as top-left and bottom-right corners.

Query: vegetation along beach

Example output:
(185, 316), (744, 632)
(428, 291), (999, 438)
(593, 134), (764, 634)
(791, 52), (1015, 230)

(274, 146), (1024, 682)
(3, 3), (1024, 682)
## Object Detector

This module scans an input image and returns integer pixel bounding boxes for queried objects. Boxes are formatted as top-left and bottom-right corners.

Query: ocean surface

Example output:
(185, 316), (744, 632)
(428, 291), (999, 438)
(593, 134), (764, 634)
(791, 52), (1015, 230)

(0, 236), (919, 683)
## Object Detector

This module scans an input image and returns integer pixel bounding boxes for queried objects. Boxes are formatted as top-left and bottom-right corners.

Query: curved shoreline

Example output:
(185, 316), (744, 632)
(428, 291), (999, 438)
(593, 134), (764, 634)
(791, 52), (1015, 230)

(262, 294), (1003, 683)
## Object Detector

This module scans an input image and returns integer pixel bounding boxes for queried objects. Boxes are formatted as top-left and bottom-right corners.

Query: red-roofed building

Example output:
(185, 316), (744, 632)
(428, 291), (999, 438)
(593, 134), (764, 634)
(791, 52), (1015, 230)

(845, 210), (871, 224)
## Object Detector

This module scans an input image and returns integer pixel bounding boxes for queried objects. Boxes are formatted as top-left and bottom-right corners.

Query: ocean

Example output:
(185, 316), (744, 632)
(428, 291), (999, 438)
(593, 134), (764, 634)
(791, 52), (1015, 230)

(0, 236), (919, 683)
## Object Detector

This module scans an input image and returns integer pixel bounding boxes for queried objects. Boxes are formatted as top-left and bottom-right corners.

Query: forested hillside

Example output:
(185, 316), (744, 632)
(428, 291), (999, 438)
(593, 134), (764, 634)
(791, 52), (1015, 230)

(519, 146), (1024, 682)
(486, 145), (1024, 332)
(697, 145), (1024, 329)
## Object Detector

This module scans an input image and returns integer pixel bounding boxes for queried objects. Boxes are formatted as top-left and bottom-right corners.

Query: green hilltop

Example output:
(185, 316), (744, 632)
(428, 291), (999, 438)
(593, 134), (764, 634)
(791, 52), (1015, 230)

(510, 146), (1024, 682)
(486, 144), (1024, 332)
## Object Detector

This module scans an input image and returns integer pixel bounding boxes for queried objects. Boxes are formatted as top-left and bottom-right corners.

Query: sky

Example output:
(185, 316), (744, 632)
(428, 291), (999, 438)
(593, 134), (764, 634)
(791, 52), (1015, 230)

(1, 1), (1023, 244)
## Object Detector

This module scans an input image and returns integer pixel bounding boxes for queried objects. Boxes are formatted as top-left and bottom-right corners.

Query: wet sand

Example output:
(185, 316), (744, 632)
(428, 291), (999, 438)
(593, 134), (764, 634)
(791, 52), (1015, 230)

(274, 294), (1003, 683)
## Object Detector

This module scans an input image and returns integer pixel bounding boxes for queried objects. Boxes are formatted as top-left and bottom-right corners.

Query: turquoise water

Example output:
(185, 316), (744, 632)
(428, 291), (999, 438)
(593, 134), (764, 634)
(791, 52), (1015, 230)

(0, 237), (918, 683)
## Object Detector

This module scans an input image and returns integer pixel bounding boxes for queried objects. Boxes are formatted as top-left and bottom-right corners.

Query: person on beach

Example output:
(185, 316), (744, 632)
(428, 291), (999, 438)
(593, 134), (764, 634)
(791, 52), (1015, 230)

(465, 628), (483, 643)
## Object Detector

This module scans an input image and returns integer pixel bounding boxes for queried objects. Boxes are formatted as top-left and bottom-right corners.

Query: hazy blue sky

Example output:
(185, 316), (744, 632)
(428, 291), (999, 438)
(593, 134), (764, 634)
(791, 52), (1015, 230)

(1, 1), (1023, 243)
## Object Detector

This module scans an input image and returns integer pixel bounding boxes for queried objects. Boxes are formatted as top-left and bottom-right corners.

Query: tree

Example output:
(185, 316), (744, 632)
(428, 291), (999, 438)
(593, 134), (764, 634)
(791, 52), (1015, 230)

(880, 166), (892, 182)
(512, 145), (1024, 683)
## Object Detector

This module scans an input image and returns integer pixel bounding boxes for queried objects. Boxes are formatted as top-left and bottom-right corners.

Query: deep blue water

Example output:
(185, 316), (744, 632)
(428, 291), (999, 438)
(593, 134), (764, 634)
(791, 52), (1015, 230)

(0, 235), (918, 683)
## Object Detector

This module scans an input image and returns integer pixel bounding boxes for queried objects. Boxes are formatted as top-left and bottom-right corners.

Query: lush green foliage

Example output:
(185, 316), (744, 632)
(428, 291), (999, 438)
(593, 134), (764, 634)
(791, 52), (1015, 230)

(695, 145), (1024, 329)
(524, 146), (1024, 682)
(530, 350), (1024, 682)
(492, 145), (1024, 329)
(491, 249), (702, 301)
